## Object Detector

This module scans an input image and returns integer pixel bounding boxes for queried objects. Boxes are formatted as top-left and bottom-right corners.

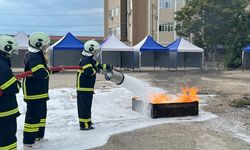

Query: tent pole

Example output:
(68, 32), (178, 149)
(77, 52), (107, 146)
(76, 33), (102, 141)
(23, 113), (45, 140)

(133, 51), (135, 71)
(140, 52), (142, 71)
(53, 50), (55, 67)
(120, 51), (122, 69)
(168, 52), (170, 71)
(242, 51), (244, 72)
(154, 51), (156, 71)
(184, 52), (186, 71)
(160, 52), (162, 70)
(202, 52), (204, 70)
(176, 52), (178, 71)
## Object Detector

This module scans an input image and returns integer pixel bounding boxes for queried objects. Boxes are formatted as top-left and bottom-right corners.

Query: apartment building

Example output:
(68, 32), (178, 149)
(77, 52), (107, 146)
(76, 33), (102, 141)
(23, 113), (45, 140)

(104, 0), (186, 46)
(104, 0), (127, 41)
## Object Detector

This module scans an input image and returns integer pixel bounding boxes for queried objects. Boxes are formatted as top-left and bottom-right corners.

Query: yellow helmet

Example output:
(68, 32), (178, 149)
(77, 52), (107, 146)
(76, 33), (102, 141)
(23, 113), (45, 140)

(84, 40), (100, 54)
(0, 35), (18, 55)
(28, 32), (50, 52)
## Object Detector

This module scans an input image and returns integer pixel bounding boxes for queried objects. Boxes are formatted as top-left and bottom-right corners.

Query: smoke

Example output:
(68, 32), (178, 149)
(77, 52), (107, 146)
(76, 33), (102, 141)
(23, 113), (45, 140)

(121, 74), (165, 102)
(121, 74), (167, 116)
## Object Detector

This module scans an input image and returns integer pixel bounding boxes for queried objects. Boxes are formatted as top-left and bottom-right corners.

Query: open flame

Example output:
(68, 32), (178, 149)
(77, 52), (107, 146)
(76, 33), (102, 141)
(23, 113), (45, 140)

(150, 87), (200, 104)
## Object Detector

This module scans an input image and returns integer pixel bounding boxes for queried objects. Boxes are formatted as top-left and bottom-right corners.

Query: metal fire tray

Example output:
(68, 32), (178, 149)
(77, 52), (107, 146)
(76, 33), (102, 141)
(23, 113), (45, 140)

(149, 101), (199, 118)
(132, 98), (199, 118)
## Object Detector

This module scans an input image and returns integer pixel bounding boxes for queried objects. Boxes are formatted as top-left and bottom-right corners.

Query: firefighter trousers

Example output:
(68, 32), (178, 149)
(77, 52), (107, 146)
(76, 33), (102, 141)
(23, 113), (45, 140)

(23, 101), (47, 144)
(77, 93), (93, 129)
(0, 118), (17, 150)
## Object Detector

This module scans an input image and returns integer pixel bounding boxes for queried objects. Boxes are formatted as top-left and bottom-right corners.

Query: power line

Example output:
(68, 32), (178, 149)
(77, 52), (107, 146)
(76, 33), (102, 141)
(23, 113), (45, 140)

(0, 21), (149, 28)
(0, 24), (104, 27)
(0, 13), (103, 17)
(0, 11), (146, 17)
(0, 28), (104, 32)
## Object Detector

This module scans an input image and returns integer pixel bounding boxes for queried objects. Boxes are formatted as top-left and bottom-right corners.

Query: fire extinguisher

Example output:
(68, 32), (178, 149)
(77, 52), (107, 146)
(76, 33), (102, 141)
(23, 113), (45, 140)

(104, 69), (125, 85)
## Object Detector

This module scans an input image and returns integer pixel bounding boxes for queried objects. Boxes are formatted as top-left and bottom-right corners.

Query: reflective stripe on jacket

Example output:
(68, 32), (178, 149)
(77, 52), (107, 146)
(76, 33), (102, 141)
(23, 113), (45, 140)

(0, 55), (20, 120)
(23, 51), (49, 102)
(76, 55), (112, 94)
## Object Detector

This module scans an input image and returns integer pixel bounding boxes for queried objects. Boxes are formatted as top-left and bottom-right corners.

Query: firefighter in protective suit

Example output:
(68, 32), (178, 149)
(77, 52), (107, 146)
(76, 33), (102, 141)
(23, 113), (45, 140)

(77, 40), (113, 130)
(0, 36), (20, 150)
(22, 32), (59, 147)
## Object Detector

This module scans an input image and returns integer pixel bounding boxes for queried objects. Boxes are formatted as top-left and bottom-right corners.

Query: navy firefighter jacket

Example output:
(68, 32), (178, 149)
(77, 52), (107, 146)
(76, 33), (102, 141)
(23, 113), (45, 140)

(76, 55), (112, 94)
(0, 53), (20, 120)
(23, 51), (50, 102)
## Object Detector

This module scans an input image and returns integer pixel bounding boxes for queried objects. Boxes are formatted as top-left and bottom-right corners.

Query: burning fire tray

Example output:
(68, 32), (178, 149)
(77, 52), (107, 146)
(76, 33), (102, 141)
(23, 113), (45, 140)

(149, 101), (199, 118)
(132, 98), (199, 118)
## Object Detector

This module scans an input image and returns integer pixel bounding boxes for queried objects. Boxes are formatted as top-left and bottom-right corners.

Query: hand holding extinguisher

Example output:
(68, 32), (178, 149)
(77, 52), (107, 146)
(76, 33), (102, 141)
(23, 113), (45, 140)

(104, 68), (125, 85)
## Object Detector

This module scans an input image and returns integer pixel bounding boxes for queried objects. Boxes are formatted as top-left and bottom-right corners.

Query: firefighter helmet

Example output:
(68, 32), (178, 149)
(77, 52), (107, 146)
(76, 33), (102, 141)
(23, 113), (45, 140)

(0, 35), (18, 55)
(28, 32), (50, 52)
(84, 40), (100, 54)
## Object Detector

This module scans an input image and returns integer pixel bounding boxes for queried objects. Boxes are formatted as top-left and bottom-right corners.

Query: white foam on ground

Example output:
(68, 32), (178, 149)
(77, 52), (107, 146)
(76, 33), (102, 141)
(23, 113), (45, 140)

(15, 75), (218, 150)
(234, 133), (250, 143)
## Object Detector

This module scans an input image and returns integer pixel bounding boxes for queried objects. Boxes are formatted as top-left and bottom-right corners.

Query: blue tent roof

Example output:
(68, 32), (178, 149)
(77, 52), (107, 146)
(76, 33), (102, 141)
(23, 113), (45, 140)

(133, 35), (169, 52)
(166, 38), (181, 51)
(243, 45), (250, 52)
(52, 32), (84, 51)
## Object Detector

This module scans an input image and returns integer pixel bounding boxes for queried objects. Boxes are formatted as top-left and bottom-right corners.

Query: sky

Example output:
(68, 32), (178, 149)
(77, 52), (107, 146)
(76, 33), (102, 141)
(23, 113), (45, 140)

(0, 0), (104, 36)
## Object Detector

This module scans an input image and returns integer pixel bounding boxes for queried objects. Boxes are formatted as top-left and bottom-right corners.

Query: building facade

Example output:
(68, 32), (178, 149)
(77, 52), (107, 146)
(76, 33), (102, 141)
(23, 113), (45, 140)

(104, 0), (186, 46)
(104, 0), (127, 41)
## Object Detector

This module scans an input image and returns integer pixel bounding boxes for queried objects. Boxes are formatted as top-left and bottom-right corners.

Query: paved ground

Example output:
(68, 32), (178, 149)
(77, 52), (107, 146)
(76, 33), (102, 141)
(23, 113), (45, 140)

(14, 70), (250, 150)
(93, 70), (250, 150)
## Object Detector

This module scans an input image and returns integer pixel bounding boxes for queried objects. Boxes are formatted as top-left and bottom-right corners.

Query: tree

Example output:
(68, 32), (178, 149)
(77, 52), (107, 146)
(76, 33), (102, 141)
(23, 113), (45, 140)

(175, 0), (250, 68)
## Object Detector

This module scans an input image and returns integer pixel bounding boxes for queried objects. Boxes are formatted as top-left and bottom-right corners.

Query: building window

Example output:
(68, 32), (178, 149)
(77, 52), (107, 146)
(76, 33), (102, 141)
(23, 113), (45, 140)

(159, 22), (174, 32)
(115, 27), (120, 37)
(108, 10), (113, 19)
(114, 7), (119, 16)
(176, 0), (186, 4)
(129, 1), (132, 10)
(109, 27), (120, 38)
(160, 0), (174, 9)
(108, 7), (119, 19)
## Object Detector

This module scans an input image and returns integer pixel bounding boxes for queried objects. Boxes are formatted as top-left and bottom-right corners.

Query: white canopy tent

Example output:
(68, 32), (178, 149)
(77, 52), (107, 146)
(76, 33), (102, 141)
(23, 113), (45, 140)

(11, 32), (29, 68)
(101, 34), (133, 51)
(167, 38), (204, 69)
(100, 35), (139, 68)
(14, 31), (29, 50)
(176, 38), (203, 52)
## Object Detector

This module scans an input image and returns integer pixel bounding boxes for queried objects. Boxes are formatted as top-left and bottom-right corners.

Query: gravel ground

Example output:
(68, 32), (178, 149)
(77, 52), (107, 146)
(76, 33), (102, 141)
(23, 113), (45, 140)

(20, 70), (250, 150)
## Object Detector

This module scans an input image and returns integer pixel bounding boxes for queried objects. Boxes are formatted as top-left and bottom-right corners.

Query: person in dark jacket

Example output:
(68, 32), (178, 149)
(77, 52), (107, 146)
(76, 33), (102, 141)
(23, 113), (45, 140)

(76, 40), (113, 130)
(0, 35), (21, 150)
(22, 32), (58, 147)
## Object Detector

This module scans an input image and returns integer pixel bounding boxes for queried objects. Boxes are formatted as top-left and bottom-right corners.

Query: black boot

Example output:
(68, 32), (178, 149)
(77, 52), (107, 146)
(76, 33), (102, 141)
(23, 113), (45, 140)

(80, 126), (94, 131)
